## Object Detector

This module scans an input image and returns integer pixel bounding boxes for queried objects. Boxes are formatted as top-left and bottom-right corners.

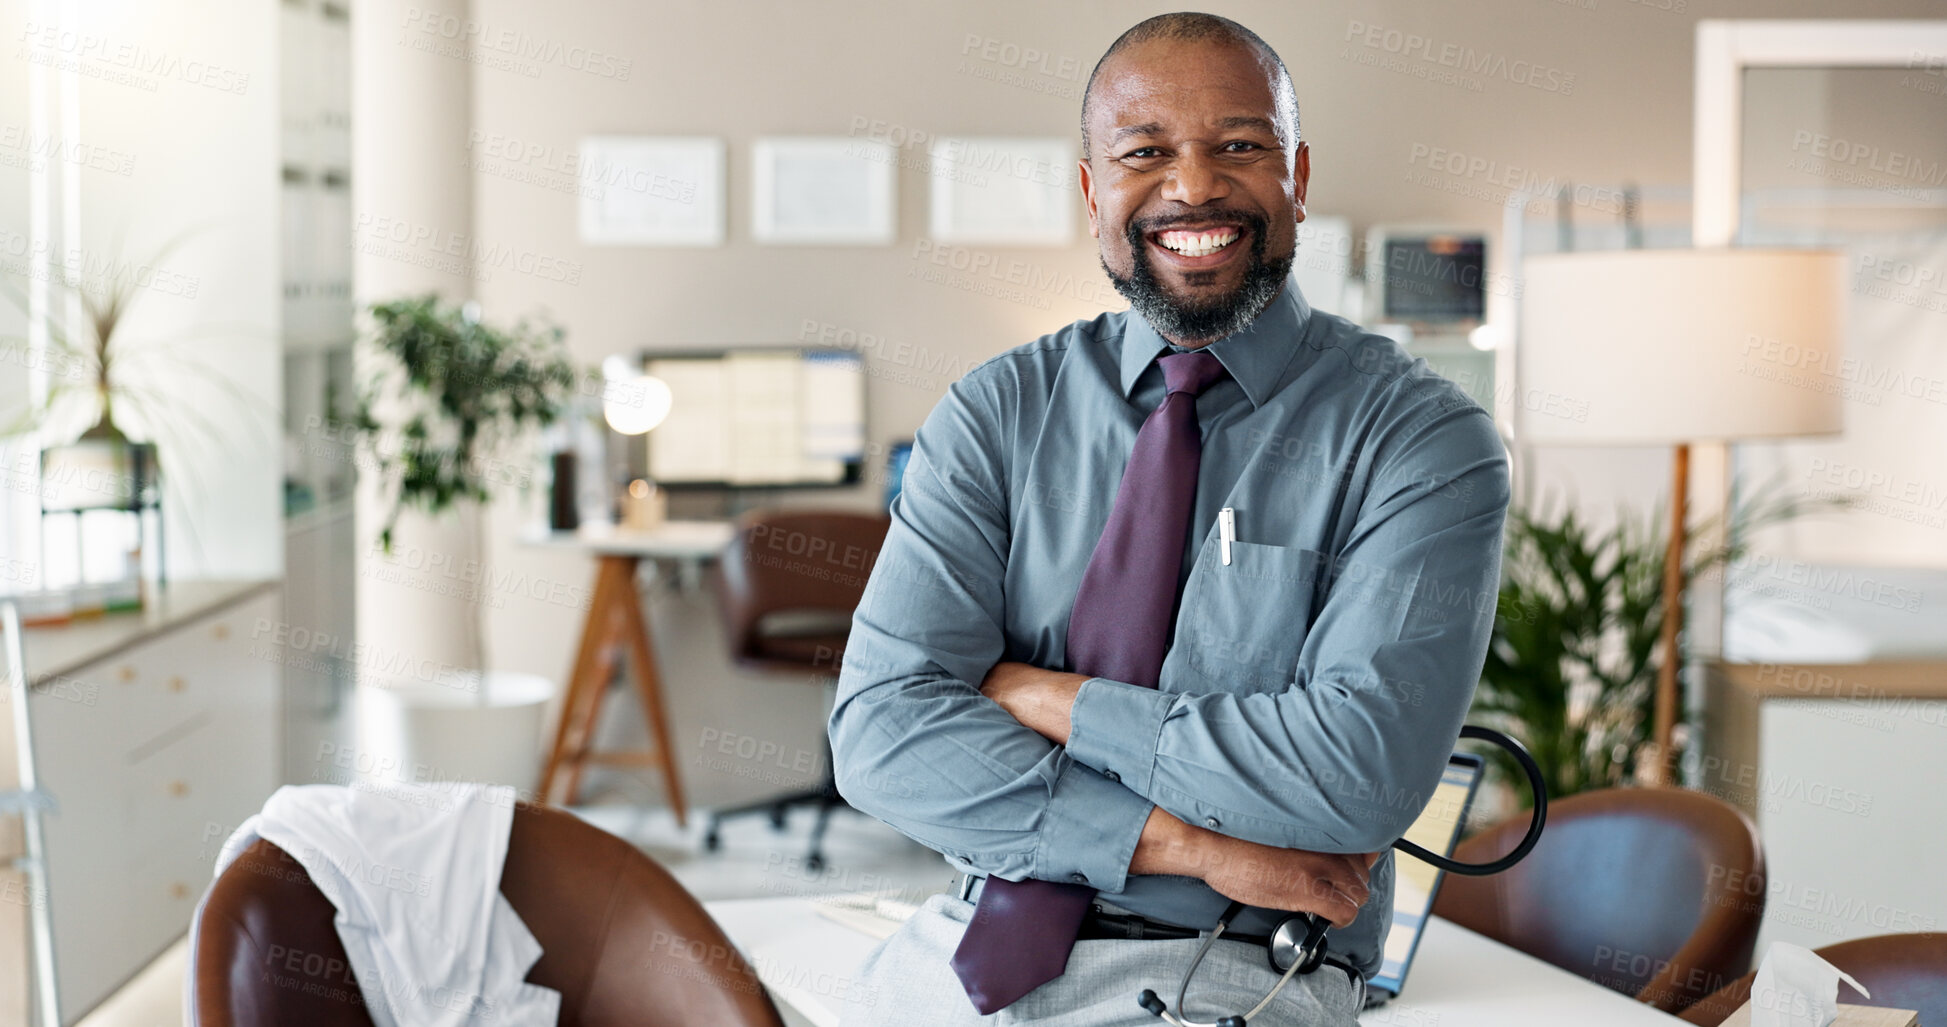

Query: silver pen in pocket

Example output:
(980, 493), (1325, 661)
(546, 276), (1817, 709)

(1219, 507), (1235, 565)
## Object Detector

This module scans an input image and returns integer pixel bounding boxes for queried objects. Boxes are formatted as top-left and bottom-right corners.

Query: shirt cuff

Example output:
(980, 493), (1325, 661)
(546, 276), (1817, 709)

(1031, 756), (1151, 894)
(1065, 676), (1174, 797)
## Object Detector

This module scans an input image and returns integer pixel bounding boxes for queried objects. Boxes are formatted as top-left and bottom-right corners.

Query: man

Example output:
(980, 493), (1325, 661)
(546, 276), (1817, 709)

(830, 12), (1508, 1025)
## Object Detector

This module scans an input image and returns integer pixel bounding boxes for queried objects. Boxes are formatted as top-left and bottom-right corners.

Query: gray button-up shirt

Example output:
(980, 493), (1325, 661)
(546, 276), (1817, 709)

(829, 275), (1509, 977)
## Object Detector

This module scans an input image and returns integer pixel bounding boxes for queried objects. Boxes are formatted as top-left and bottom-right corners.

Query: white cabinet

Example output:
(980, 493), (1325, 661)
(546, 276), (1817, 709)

(23, 584), (280, 1022)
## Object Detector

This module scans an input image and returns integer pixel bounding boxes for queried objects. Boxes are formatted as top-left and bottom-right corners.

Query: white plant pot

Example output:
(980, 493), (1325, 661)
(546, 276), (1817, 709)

(352, 670), (555, 793)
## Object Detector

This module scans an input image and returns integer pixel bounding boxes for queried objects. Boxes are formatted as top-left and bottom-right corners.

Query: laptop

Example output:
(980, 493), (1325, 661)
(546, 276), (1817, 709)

(1363, 752), (1486, 1008)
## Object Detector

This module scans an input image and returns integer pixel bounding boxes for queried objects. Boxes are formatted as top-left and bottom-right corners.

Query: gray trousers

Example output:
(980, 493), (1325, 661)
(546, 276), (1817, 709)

(840, 894), (1365, 1026)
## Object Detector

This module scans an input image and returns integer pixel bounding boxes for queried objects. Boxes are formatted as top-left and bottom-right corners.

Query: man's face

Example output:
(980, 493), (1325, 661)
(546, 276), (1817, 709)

(1079, 37), (1311, 346)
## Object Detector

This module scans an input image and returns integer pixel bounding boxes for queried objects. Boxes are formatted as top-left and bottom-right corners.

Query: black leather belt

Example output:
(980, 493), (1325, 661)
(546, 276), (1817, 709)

(957, 875), (1364, 987)
(1079, 905), (1275, 946)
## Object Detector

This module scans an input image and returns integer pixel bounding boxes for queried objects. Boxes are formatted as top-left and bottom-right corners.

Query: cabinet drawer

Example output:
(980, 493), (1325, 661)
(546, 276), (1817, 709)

(119, 598), (268, 753)
(127, 707), (278, 952)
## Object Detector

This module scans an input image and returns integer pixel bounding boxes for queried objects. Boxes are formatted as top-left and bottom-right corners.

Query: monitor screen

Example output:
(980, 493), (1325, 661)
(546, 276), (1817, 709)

(1370, 756), (1485, 995)
(644, 348), (865, 487)
(1381, 235), (1486, 323)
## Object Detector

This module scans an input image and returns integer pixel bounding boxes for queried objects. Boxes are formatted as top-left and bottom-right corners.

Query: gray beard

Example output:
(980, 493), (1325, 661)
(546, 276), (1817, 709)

(1103, 218), (1293, 344)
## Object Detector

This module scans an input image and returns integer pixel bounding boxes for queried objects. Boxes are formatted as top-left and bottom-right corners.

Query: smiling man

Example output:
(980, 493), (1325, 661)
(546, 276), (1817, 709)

(829, 13), (1510, 1026)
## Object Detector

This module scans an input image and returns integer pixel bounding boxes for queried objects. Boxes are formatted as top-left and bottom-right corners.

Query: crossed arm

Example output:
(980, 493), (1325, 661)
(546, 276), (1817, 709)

(828, 371), (1508, 928)
(979, 662), (1380, 925)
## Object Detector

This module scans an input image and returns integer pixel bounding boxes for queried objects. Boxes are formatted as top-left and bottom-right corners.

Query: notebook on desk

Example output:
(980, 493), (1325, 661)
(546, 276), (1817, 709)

(1365, 752), (1487, 1008)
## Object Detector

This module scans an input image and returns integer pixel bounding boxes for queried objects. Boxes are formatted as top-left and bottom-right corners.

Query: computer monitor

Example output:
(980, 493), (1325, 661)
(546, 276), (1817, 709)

(1367, 753), (1486, 1003)
(641, 347), (866, 488)
(1365, 227), (1488, 333)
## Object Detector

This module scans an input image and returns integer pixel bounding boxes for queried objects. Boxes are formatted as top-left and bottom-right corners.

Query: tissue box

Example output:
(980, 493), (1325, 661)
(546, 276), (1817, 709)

(1721, 1004), (1916, 1027)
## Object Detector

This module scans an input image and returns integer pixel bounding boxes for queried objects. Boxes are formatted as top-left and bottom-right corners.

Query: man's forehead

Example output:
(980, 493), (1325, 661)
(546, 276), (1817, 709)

(1087, 39), (1282, 134)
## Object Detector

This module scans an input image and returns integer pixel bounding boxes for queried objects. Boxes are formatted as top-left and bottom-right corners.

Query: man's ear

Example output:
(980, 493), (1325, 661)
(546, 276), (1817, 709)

(1293, 141), (1311, 223)
(1078, 157), (1100, 239)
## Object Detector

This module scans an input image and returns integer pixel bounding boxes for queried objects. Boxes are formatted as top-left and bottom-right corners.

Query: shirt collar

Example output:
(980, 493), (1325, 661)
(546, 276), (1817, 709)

(1118, 273), (1314, 409)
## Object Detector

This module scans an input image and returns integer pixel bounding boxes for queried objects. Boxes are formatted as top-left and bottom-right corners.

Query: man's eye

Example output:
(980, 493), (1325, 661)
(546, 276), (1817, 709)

(1224, 141), (1262, 153)
(1123, 147), (1163, 159)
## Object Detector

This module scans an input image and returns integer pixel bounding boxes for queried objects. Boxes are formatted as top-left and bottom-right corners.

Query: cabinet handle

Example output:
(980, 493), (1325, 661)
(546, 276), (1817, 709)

(168, 780), (189, 798)
(169, 882), (189, 901)
(212, 623), (230, 641)
(118, 665), (136, 683)
(168, 676), (187, 693)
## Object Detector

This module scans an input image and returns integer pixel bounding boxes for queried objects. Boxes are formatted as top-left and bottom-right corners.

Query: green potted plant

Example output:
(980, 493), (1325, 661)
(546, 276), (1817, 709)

(350, 293), (577, 789)
(1471, 476), (1850, 805)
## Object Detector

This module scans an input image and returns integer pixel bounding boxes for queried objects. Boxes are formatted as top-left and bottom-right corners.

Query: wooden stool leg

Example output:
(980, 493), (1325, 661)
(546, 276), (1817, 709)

(539, 555), (631, 804)
(617, 566), (689, 827)
(561, 617), (620, 807)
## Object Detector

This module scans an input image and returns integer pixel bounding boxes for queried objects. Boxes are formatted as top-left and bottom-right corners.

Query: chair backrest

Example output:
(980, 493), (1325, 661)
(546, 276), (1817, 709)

(1678, 933), (1947, 1027)
(714, 509), (890, 672)
(1430, 786), (1766, 1014)
(192, 802), (784, 1027)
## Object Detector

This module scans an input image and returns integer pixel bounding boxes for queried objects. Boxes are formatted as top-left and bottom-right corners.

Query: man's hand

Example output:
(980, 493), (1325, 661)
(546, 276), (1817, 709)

(979, 661), (1090, 744)
(1130, 807), (1380, 929)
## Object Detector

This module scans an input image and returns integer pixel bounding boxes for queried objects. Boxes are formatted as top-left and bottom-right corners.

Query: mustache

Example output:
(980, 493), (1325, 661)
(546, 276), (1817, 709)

(1125, 209), (1267, 239)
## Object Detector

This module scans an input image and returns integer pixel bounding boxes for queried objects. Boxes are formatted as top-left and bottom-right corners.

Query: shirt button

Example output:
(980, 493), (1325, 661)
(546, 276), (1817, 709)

(1069, 872), (1089, 884)
(1203, 817), (1221, 829)
(1103, 770), (1120, 783)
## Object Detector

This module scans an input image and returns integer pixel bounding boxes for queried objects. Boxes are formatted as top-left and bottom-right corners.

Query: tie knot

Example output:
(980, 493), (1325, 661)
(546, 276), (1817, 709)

(1158, 350), (1226, 396)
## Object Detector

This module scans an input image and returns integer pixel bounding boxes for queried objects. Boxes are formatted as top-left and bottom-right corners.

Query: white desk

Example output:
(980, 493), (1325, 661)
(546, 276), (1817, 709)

(522, 520), (736, 562)
(705, 896), (1682, 1027)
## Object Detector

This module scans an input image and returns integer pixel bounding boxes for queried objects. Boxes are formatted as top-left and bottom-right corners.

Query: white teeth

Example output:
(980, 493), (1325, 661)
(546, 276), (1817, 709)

(1157, 228), (1240, 257)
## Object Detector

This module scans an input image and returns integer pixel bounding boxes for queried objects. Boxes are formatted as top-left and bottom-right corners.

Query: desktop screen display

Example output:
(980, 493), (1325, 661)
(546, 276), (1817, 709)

(1370, 757), (1484, 995)
(644, 349), (865, 486)
(1381, 235), (1486, 323)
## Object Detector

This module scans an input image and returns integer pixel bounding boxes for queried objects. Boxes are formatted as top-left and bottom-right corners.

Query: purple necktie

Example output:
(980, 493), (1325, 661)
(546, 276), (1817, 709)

(951, 350), (1227, 1014)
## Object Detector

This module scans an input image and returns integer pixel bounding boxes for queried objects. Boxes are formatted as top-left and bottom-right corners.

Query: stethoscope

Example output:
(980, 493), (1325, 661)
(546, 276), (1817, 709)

(1138, 725), (1549, 1027)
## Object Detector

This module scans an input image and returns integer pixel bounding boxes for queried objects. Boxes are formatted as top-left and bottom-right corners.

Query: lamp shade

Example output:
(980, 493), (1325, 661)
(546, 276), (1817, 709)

(1520, 249), (1846, 445)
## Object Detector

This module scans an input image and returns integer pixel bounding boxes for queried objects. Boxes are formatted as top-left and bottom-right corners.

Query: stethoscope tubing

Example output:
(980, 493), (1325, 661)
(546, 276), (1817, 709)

(1141, 724), (1550, 1027)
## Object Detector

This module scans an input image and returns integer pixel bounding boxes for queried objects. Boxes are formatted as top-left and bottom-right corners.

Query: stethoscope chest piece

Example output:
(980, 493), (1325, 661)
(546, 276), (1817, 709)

(1267, 914), (1329, 975)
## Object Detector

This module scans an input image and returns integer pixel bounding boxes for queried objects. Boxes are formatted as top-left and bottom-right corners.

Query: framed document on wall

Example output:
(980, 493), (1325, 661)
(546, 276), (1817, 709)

(928, 136), (1076, 246)
(751, 137), (896, 245)
(578, 136), (726, 246)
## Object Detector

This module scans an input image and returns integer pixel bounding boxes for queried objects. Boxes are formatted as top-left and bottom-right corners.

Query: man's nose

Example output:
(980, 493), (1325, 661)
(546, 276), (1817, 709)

(1160, 149), (1231, 206)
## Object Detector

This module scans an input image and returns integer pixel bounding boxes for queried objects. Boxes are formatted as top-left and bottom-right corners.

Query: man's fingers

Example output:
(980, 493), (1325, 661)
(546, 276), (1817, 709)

(1322, 888), (1362, 928)
(1363, 851), (1383, 869)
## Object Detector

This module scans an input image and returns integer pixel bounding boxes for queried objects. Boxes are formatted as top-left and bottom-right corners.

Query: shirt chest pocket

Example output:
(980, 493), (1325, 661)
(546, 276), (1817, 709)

(1166, 536), (1328, 694)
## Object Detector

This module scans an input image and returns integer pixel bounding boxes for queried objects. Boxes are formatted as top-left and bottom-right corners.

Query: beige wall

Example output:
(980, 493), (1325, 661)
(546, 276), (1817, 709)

(397, 0), (1947, 812)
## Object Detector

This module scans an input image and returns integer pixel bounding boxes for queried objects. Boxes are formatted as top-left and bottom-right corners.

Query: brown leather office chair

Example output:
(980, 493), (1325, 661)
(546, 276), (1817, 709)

(1431, 786), (1766, 1015)
(191, 801), (784, 1027)
(703, 509), (890, 871)
(1678, 933), (1947, 1027)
